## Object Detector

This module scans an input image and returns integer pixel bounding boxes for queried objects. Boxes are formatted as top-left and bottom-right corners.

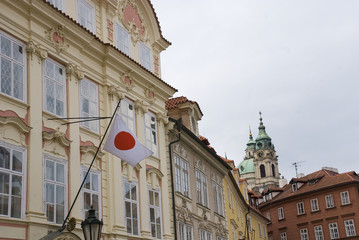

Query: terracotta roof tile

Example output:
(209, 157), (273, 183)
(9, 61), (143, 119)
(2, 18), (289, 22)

(165, 96), (203, 115)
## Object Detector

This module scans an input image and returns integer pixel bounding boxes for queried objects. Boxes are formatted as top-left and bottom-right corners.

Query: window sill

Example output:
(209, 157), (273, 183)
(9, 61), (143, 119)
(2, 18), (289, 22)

(0, 93), (29, 110)
(341, 203), (352, 207)
(311, 210), (321, 213)
(175, 192), (192, 202)
(278, 218), (285, 222)
(297, 213), (306, 216)
(214, 212), (225, 219)
(325, 206), (336, 210)
(197, 203), (210, 211)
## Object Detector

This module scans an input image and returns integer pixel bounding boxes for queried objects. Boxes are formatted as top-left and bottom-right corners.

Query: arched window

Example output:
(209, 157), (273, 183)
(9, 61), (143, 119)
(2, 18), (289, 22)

(260, 164), (266, 178)
(272, 164), (276, 177)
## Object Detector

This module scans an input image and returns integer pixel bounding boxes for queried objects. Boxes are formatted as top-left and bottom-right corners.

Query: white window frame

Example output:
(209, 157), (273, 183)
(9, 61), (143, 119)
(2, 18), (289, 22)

(213, 181), (224, 216)
(278, 207), (284, 220)
(329, 222), (339, 239)
(258, 222), (262, 237)
(248, 216), (252, 233)
(178, 221), (193, 240)
(144, 112), (157, 156)
(77, 0), (95, 33)
(311, 198), (319, 212)
(200, 229), (212, 240)
(116, 24), (130, 55)
(140, 42), (152, 71)
(266, 212), (271, 221)
(292, 183), (298, 192)
(340, 191), (350, 205)
(0, 30), (27, 102)
(46, 0), (64, 11)
(325, 194), (334, 208)
(344, 219), (356, 237)
(43, 58), (66, 117)
(0, 141), (26, 219)
(81, 168), (101, 219)
(148, 188), (162, 239)
(119, 98), (135, 133)
(297, 202), (305, 215)
(174, 154), (189, 197)
(280, 232), (287, 240)
(124, 179), (139, 236)
(80, 78), (99, 132)
(43, 154), (67, 224)
(196, 169), (208, 207)
(300, 228), (309, 240)
(314, 225), (324, 240)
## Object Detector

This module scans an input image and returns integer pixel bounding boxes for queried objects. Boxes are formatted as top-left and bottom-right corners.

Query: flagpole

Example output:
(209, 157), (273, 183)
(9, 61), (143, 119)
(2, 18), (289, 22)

(59, 98), (122, 232)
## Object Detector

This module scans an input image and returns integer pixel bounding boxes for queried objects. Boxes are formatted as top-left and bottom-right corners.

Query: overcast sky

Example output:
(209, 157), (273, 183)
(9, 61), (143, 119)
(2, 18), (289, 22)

(151, 0), (359, 180)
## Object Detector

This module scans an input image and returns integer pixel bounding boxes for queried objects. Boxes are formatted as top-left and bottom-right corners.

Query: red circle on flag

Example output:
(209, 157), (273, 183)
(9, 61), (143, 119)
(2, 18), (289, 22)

(114, 131), (136, 150)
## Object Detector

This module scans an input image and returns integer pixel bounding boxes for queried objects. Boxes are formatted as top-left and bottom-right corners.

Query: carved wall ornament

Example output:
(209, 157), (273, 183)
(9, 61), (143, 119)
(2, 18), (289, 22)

(80, 145), (105, 169)
(144, 86), (156, 104)
(173, 143), (187, 159)
(0, 116), (32, 146)
(199, 210), (211, 230)
(66, 63), (84, 82)
(195, 159), (206, 173)
(45, 25), (69, 54)
(156, 112), (168, 126)
(120, 71), (135, 91)
(118, 0), (149, 46)
(104, 0), (118, 18)
(107, 85), (126, 101)
(216, 219), (227, 237)
(42, 128), (71, 157)
(134, 100), (149, 115)
(212, 173), (221, 184)
(107, 19), (114, 41)
(153, 55), (160, 76)
(177, 198), (192, 223)
(26, 40), (48, 63)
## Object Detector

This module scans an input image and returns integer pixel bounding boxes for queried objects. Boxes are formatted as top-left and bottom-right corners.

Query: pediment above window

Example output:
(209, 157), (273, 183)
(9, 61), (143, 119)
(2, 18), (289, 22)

(0, 115), (31, 146)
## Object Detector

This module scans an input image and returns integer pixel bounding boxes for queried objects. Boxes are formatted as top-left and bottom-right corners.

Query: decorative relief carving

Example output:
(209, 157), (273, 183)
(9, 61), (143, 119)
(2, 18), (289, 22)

(120, 71), (135, 91)
(153, 55), (160, 76)
(26, 40), (48, 63)
(177, 198), (192, 223)
(118, 0), (149, 46)
(104, 0), (118, 18)
(144, 86), (156, 104)
(0, 116), (31, 146)
(156, 112), (168, 126)
(216, 219), (227, 237)
(134, 100), (149, 115)
(212, 173), (220, 184)
(66, 63), (84, 82)
(107, 85), (126, 101)
(107, 19), (114, 41)
(45, 25), (69, 54)
(199, 211), (211, 230)
(173, 143), (187, 159)
(80, 145), (104, 170)
(195, 159), (206, 173)
(43, 128), (71, 157)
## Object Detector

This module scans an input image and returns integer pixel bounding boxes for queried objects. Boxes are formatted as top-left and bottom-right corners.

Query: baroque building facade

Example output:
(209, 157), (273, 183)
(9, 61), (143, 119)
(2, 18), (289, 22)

(238, 114), (280, 193)
(0, 0), (176, 239)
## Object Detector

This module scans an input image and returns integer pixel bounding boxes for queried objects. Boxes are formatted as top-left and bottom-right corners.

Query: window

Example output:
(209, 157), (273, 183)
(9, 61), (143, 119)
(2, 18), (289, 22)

(329, 222), (339, 239)
(196, 169), (208, 207)
(271, 164), (276, 177)
(280, 232), (287, 240)
(124, 180), (139, 235)
(80, 78), (99, 132)
(0, 30), (26, 101)
(178, 222), (193, 240)
(260, 164), (266, 177)
(82, 169), (100, 219)
(311, 198), (319, 212)
(266, 212), (271, 221)
(116, 24), (130, 55)
(247, 216), (252, 232)
(258, 222), (262, 237)
(44, 156), (66, 224)
(0, 142), (26, 219)
(149, 189), (161, 239)
(140, 42), (152, 71)
(174, 154), (189, 197)
(344, 219), (356, 237)
(292, 183), (298, 192)
(278, 207), (284, 220)
(43, 58), (66, 117)
(77, 0), (95, 33)
(119, 99), (135, 133)
(300, 229), (308, 240)
(213, 181), (224, 216)
(144, 112), (157, 156)
(325, 194), (334, 208)
(46, 0), (64, 11)
(231, 225), (237, 240)
(297, 202), (305, 215)
(340, 191), (350, 205)
(263, 225), (266, 239)
(314, 225), (324, 240)
(200, 229), (212, 240)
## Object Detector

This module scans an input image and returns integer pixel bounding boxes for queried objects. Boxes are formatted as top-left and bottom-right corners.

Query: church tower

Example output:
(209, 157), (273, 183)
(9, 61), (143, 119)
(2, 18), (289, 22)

(238, 113), (280, 193)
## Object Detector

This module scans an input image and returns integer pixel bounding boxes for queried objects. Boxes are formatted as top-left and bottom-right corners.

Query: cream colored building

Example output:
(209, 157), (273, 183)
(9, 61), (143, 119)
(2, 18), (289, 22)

(0, 0), (176, 239)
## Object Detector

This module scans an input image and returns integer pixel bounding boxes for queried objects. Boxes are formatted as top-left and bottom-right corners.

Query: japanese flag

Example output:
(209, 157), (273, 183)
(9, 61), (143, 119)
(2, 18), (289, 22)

(103, 115), (153, 166)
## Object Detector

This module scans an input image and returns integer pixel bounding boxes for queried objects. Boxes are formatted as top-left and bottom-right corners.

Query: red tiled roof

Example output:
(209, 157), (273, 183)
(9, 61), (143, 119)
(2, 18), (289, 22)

(199, 136), (210, 145)
(165, 96), (203, 115)
(219, 155), (234, 164)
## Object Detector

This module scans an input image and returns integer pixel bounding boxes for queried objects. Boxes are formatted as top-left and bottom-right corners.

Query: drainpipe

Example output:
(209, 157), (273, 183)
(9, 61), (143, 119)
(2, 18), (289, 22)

(168, 118), (182, 240)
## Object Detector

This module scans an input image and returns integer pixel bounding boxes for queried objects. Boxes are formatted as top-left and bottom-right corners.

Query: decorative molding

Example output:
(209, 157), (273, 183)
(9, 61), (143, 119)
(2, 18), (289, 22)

(199, 210), (211, 230)
(120, 71), (135, 91)
(66, 63), (84, 82)
(26, 40), (48, 63)
(216, 219), (227, 237)
(107, 85), (126, 101)
(118, 0), (149, 46)
(144, 86), (156, 104)
(195, 159), (206, 173)
(230, 219), (238, 229)
(212, 173), (221, 184)
(80, 145), (105, 159)
(45, 25), (69, 54)
(106, 18), (114, 41)
(173, 143), (187, 159)
(0, 116), (31, 146)
(0, 116), (31, 134)
(134, 100), (149, 115)
(156, 112), (168, 126)
(42, 128), (71, 147)
(104, 0), (118, 18)
(146, 167), (164, 179)
(177, 198), (192, 223)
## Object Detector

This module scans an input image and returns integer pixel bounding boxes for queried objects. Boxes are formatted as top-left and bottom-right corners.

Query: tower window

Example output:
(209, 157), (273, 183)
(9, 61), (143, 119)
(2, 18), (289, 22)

(260, 164), (266, 178)
(272, 164), (276, 177)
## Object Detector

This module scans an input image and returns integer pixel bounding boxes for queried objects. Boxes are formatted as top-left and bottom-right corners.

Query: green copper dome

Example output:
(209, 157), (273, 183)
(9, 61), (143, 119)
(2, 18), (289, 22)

(238, 158), (255, 174)
(255, 113), (275, 150)
(246, 129), (256, 150)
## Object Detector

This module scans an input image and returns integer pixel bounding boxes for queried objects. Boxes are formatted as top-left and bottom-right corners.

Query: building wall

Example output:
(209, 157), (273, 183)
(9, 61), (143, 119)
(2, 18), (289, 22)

(0, 0), (175, 239)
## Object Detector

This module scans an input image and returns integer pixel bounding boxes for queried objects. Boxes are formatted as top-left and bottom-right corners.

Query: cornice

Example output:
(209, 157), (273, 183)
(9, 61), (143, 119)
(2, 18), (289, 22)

(42, 128), (71, 147)
(0, 116), (32, 133)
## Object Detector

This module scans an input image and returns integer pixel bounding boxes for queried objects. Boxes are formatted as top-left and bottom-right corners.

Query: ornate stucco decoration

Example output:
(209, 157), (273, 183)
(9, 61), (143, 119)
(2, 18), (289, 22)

(104, 0), (118, 18)
(156, 112), (168, 126)
(195, 159), (206, 173)
(173, 143), (187, 159)
(144, 86), (156, 104)
(146, 165), (163, 189)
(134, 100), (149, 115)
(107, 19), (114, 42)
(216, 219), (227, 237)
(122, 161), (142, 182)
(118, 0), (149, 46)
(80, 145), (105, 170)
(0, 116), (32, 146)
(107, 85), (126, 101)
(41, 231), (82, 240)
(199, 211), (211, 230)
(177, 198), (192, 223)
(42, 128), (71, 156)
(45, 25), (69, 54)
(120, 71), (135, 91)
(212, 173), (221, 184)
(66, 63), (84, 82)
(26, 40), (48, 63)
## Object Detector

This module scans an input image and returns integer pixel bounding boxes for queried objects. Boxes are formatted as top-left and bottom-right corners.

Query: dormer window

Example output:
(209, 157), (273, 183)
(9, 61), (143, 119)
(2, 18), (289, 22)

(191, 116), (197, 133)
(292, 183), (298, 192)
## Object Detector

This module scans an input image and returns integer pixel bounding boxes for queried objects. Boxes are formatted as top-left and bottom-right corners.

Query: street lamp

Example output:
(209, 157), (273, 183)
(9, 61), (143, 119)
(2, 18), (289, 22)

(81, 206), (103, 240)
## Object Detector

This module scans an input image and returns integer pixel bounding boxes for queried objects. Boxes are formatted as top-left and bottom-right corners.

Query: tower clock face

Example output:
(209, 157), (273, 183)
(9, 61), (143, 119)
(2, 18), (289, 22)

(258, 151), (264, 158)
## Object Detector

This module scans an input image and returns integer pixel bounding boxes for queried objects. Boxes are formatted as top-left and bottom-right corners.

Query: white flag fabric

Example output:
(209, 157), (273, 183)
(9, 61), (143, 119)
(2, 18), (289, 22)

(103, 115), (153, 166)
